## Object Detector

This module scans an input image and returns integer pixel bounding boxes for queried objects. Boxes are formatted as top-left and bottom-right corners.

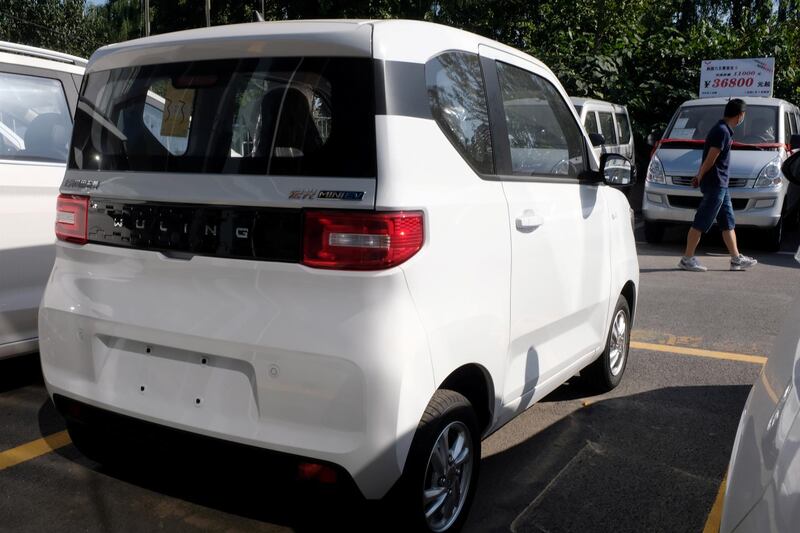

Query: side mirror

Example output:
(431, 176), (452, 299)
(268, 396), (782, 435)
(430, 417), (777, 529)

(600, 153), (634, 187)
(781, 151), (800, 185)
(589, 133), (605, 147)
(790, 134), (800, 151)
(646, 130), (662, 147)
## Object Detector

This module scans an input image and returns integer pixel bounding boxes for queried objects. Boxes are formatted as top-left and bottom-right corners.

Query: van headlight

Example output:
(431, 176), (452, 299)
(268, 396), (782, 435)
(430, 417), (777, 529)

(645, 155), (665, 184)
(755, 156), (784, 188)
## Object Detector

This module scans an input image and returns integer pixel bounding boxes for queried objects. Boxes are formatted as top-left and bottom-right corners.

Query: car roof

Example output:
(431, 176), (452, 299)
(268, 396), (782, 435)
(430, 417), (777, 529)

(570, 97), (628, 112)
(0, 41), (86, 74)
(86, 19), (550, 74)
(681, 96), (796, 109)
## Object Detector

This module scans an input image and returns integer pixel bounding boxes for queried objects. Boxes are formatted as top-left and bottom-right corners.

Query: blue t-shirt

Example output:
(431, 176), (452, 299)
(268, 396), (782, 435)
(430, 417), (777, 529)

(702, 119), (733, 188)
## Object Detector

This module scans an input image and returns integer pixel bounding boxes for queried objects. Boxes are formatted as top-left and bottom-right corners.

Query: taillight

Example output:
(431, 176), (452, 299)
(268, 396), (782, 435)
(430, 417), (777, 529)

(55, 194), (89, 245)
(303, 211), (424, 270)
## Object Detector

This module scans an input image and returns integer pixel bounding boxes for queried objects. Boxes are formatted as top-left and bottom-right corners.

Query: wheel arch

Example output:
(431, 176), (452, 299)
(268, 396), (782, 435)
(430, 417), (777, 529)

(439, 364), (495, 436)
(621, 279), (637, 324)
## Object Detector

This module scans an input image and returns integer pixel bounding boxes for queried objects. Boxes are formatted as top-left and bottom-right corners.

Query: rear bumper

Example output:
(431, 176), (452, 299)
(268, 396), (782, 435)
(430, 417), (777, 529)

(643, 182), (784, 228)
(54, 393), (363, 494)
(39, 243), (435, 499)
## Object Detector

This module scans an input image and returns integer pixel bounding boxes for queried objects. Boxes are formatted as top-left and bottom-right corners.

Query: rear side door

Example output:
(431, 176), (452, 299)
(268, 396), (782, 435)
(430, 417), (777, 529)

(0, 64), (75, 352)
(478, 46), (612, 406)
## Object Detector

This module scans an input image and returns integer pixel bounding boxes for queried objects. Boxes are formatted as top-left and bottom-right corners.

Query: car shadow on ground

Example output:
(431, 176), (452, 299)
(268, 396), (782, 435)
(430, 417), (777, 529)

(467, 384), (751, 533)
(38, 383), (750, 533)
(0, 354), (43, 394)
(636, 220), (799, 257)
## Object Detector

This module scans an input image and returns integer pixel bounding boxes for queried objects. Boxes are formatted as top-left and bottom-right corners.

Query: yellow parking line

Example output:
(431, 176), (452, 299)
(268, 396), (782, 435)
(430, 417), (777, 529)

(631, 341), (767, 365)
(702, 474), (727, 533)
(761, 371), (780, 404)
(0, 430), (72, 471)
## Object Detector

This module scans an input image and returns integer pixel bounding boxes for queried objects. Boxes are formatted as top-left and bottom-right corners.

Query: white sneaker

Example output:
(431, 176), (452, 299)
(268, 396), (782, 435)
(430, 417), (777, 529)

(731, 254), (757, 271)
(679, 256), (707, 272)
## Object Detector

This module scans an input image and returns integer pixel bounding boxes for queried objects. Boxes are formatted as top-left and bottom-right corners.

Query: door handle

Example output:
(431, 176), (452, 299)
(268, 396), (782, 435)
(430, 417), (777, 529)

(515, 211), (544, 231)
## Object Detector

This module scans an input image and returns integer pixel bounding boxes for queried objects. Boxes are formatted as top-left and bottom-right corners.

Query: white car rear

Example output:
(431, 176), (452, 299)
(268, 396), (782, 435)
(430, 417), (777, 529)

(39, 20), (639, 531)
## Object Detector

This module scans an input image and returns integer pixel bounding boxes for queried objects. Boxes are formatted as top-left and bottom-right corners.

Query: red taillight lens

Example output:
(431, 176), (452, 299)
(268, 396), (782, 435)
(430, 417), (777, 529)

(303, 211), (424, 270)
(297, 462), (338, 484)
(55, 194), (89, 245)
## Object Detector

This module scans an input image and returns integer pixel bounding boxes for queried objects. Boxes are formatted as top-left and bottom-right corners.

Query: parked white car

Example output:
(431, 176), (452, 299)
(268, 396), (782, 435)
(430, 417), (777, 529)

(643, 96), (800, 250)
(720, 151), (800, 533)
(0, 41), (85, 360)
(571, 97), (635, 161)
(39, 20), (639, 531)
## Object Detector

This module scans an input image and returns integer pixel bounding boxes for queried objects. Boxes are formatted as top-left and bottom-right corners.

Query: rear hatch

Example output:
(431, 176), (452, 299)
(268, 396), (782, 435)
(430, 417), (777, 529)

(62, 52), (378, 263)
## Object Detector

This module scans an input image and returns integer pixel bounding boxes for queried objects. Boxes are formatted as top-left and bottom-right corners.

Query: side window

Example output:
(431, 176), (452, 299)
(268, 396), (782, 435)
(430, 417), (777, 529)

(0, 71), (72, 163)
(495, 61), (584, 177)
(598, 111), (618, 145)
(426, 52), (493, 174)
(616, 112), (631, 144)
(583, 112), (600, 135)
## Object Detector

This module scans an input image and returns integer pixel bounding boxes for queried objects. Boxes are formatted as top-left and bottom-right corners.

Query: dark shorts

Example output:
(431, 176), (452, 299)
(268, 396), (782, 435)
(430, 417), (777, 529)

(692, 183), (735, 233)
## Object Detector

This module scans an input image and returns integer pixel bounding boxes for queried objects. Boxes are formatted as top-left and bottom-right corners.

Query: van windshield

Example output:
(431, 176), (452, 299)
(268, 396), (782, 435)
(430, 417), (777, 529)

(664, 105), (778, 144)
(70, 57), (376, 176)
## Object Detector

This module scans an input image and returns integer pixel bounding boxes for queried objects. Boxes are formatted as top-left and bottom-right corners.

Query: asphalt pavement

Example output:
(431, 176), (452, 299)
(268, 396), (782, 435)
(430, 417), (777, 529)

(1, 224), (798, 533)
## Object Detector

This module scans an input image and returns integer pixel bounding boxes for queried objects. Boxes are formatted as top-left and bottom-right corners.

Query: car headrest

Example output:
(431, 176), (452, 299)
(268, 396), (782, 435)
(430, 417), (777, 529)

(23, 113), (69, 161)
(256, 87), (321, 159)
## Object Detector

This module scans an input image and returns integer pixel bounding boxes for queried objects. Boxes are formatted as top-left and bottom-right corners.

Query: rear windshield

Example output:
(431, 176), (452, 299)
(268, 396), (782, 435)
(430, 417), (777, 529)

(665, 105), (778, 144)
(70, 57), (376, 176)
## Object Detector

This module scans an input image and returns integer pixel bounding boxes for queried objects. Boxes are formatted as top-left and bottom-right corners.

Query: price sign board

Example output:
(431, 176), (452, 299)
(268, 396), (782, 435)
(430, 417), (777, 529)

(699, 58), (775, 98)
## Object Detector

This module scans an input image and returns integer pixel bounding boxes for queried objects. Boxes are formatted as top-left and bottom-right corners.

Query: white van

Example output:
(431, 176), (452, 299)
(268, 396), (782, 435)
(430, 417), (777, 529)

(571, 97), (635, 160)
(0, 42), (85, 360)
(39, 20), (639, 532)
(643, 96), (800, 249)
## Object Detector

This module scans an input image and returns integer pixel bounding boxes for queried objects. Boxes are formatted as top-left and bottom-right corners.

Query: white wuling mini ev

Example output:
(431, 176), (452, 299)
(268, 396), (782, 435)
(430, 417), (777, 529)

(40, 20), (639, 532)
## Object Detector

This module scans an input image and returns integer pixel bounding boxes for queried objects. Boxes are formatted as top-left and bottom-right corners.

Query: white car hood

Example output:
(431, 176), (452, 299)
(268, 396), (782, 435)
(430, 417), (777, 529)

(656, 147), (780, 179)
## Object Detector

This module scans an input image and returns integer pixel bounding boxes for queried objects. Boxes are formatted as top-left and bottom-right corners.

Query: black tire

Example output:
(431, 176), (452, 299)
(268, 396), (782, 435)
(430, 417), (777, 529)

(583, 295), (631, 393)
(644, 221), (664, 244)
(762, 217), (783, 252)
(391, 389), (481, 533)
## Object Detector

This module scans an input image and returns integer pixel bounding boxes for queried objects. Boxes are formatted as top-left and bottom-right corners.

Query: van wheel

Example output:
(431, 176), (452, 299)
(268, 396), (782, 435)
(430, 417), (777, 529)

(644, 221), (664, 244)
(583, 296), (631, 393)
(762, 217), (783, 252)
(393, 389), (480, 532)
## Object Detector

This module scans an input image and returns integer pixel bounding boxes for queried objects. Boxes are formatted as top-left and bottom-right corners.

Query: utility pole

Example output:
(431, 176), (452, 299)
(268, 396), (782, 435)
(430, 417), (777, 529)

(205, 0), (211, 27)
(144, 0), (150, 36)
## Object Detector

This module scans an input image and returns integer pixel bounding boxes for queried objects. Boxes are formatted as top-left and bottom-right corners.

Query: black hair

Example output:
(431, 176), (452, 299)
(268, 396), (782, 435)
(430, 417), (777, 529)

(724, 98), (747, 117)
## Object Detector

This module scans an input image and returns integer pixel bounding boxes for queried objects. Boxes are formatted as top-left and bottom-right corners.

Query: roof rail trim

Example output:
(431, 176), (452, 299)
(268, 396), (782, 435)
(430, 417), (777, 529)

(0, 41), (88, 66)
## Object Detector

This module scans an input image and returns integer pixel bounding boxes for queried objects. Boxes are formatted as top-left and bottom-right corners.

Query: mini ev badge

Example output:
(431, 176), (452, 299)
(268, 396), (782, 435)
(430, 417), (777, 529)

(289, 190), (365, 201)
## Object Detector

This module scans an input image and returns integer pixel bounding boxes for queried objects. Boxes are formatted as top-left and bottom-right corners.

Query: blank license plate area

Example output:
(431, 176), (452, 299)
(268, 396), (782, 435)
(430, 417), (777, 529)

(94, 335), (258, 420)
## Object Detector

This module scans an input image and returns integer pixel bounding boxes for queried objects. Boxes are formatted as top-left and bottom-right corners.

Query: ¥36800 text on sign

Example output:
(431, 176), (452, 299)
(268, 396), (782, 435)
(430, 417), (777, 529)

(699, 58), (775, 98)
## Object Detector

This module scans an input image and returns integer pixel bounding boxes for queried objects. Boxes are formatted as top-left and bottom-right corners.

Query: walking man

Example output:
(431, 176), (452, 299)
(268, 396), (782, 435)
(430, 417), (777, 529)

(679, 98), (758, 272)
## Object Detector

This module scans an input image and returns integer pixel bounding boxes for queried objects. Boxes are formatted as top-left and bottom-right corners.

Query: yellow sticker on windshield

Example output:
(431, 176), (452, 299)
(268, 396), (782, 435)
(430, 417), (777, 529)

(160, 86), (194, 138)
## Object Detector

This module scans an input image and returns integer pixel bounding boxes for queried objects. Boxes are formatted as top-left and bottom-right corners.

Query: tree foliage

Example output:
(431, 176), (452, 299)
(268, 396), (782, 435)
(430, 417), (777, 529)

(1, 0), (798, 161)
